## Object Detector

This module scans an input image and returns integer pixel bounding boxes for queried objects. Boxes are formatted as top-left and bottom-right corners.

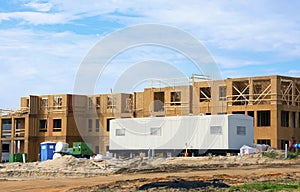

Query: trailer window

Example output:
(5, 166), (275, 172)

(116, 129), (125, 136)
(210, 126), (222, 135)
(237, 126), (246, 135)
(150, 127), (161, 136)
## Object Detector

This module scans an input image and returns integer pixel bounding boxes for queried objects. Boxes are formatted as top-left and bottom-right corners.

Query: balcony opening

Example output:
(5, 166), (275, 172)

(153, 92), (164, 112)
(88, 97), (93, 109)
(232, 80), (249, 105)
(200, 87), (211, 102)
(40, 97), (48, 110)
(96, 97), (101, 109)
(53, 96), (62, 109)
(170, 91), (181, 106)
(107, 96), (116, 109)
(219, 86), (226, 101)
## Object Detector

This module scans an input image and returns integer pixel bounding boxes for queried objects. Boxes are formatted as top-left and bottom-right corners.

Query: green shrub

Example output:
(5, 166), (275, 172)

(288, 152), (299, 159)
(230, 182), (300, 191)
(262, 151), (277, 158)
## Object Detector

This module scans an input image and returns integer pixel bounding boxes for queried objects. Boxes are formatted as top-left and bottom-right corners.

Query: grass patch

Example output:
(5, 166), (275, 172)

(288, 152), (299, 159)
(230, 182), (300, 191)
(262, 151), (299, 159)
(262, 151), (277, 158)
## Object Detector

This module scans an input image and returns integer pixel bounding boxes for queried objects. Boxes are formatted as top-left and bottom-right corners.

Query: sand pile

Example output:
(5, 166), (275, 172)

(0, 155), (112, 180)
(0, 150), (298, 180)
(37, 155), (104, 171)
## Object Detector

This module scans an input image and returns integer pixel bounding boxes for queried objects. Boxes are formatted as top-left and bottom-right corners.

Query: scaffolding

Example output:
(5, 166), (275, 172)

(148, 74), (211, 89)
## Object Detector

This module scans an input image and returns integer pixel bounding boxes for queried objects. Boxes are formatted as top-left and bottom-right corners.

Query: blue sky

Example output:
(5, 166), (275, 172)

(0, 0), (300, 108)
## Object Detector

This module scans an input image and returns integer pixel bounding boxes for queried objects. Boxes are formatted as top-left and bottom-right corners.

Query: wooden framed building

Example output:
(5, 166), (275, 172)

(1, 75), (300, 161)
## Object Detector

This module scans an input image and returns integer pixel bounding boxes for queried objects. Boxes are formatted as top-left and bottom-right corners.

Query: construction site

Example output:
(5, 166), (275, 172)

(0, 74), (300, 191)
(0, 74), (300, 162)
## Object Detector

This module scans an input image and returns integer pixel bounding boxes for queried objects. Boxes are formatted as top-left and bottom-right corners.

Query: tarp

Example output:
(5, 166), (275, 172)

(251, 144), (270, 151)
(240, 145), (259, 155)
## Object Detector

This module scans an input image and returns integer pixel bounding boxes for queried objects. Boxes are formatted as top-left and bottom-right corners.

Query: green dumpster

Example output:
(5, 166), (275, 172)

(9, 154), (15, 163)
(72, 142), (92, 158)
(9, 153), (28, 163)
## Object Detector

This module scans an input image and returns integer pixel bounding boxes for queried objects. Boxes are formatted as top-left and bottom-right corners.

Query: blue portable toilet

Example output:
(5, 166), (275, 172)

(40, 142), (56, 161)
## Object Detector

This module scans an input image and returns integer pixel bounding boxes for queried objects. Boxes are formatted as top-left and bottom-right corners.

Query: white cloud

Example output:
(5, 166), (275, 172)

(0, 12), (73, 25)
(0, 28), (98, 107)
(24, 1), (53, 12)
(287, 70), (300, 77)
(48, 1), (300, 64)
(1, 0), (300, 107)
(2, 1), (299, 56)
(215, 56), (265, 69)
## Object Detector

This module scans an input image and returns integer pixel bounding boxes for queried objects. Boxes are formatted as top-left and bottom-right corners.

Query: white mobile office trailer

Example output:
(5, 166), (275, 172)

(109, 114), (253, 156)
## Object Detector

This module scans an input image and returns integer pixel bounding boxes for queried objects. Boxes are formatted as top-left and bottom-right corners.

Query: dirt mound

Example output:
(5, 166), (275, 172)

(37, 155), (103, 171)
(0, 155), (112, 179)
(0, 151), (298, 181)
(0, 152), (299, 191)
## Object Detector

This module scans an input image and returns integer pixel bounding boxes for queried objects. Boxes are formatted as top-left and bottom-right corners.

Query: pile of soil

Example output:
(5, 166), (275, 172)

(0, 150), (299, 191)
(0, 155), (113, 179)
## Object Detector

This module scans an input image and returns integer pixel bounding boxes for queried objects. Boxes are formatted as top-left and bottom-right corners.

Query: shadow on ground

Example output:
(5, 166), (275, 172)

(139, 179), (230, 190)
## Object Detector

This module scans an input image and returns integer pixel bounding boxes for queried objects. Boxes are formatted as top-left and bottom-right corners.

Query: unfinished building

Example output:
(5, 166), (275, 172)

(1, 75), (300, 161)
(226, 76), (300, 149)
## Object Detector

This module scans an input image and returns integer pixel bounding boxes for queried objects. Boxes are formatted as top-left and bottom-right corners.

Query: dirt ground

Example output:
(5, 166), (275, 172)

(0, 151), (299, 191)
